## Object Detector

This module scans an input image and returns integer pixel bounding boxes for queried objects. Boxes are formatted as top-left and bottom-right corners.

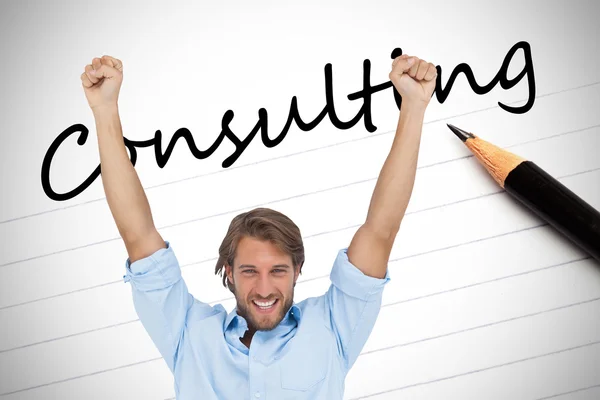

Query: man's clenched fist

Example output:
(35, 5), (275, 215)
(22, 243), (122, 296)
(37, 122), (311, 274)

(81, 55), (123, 112)
(389, 54), (437, 109)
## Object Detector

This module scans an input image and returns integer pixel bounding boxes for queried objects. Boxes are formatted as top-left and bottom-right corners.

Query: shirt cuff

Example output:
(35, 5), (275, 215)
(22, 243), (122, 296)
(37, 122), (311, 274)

(329, 247), (391, 301)
(122, 240), (182, 292)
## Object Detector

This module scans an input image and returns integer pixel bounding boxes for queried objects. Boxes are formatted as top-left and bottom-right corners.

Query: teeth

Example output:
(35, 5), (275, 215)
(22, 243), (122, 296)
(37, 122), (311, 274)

(254, 299), (276, 307)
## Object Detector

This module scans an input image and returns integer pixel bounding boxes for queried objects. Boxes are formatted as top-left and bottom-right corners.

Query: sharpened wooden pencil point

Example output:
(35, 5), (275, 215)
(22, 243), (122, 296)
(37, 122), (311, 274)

(446, 124), (475, 142)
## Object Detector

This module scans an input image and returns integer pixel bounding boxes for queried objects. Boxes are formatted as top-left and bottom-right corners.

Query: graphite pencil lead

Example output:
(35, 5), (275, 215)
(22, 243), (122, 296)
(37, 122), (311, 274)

(446, 124), (476, 142)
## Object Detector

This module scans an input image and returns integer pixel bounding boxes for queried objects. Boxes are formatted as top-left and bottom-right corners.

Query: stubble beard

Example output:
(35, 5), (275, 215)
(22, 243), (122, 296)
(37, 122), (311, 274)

(236, 289), (294, 332)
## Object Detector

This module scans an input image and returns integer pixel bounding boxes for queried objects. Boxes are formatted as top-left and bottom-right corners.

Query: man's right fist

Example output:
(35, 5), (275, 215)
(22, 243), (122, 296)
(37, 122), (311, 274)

(81, 55), (123, 112)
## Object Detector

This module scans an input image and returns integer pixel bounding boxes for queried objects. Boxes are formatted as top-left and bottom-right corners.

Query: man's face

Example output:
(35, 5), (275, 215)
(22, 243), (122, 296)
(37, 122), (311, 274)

(226, 236), (299, 331)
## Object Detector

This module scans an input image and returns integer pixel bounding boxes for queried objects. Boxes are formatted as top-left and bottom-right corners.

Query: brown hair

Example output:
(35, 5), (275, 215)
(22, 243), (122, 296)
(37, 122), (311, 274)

(215, 207), (305, 294)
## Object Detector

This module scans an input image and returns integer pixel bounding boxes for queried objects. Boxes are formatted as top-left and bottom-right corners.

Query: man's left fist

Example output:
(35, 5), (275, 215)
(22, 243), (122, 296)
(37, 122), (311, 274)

(389, 54), (437, 109)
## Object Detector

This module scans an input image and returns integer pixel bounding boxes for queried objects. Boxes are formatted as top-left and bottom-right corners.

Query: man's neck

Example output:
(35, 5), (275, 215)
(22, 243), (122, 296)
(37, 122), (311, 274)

(240, 328), (256, 348)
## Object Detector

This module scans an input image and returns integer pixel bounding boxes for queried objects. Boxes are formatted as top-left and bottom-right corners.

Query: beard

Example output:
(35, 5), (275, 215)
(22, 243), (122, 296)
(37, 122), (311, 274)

(235, 290), (294, 332)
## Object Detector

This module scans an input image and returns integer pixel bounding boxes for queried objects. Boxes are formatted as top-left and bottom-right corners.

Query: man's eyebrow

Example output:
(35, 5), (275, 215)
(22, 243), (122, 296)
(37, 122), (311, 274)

(238, 264), (292, 269)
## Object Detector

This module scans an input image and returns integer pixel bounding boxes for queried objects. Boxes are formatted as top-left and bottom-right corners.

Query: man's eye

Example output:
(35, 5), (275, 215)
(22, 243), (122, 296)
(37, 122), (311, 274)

(273, 269), (286, 273)
(242, 270), (255, 274)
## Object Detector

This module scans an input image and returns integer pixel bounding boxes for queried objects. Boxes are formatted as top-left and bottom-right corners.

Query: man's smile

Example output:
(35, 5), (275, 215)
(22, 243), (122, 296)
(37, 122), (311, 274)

(252, 298), (278, 314)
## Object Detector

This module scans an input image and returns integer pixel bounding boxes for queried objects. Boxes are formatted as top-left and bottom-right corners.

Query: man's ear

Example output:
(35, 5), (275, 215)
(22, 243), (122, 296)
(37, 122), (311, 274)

(225, 264), (234, 285)
(293, 262), (303, 287)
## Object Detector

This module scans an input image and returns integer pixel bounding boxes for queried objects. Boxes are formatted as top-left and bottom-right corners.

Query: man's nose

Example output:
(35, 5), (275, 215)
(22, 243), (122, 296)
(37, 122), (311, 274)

(255, 273), (274, 298)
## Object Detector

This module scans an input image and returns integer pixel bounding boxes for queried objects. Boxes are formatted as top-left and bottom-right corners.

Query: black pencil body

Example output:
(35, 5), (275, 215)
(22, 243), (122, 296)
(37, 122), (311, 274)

(504, 161), (600, 262)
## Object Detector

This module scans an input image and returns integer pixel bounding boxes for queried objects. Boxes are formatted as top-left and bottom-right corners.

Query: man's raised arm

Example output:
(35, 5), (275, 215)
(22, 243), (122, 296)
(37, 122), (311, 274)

(81, 55), (165, 262)
(347, 54), (438, 278)
(81, 56), (209, 375)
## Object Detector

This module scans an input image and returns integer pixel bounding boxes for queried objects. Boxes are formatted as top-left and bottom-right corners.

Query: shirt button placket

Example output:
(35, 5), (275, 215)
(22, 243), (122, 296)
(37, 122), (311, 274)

(249, 351), (265, 399)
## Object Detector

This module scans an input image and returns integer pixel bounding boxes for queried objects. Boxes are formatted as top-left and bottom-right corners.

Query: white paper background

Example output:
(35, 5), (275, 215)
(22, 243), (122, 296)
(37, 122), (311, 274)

(0, 0), (599, 399)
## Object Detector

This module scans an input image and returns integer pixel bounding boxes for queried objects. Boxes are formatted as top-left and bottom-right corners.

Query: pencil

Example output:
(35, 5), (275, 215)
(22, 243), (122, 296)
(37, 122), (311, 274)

(446, 123), (600, 263)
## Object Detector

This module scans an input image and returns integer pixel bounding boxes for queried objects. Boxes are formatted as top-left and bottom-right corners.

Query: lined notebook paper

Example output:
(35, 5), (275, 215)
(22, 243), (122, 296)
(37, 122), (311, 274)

(1, 0), (599, 399)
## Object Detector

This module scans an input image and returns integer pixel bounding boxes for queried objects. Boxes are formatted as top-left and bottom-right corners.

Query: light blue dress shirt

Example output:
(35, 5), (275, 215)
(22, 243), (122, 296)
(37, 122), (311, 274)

(123, 240), (390, 400)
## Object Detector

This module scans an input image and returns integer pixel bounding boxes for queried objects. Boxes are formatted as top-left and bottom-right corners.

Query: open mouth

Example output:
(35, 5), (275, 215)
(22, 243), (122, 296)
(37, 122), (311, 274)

(252, 299), (278, 314)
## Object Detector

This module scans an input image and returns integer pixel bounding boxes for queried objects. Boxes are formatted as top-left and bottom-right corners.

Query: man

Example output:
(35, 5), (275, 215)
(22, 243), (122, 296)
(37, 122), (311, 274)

(81, 52), (436, 399)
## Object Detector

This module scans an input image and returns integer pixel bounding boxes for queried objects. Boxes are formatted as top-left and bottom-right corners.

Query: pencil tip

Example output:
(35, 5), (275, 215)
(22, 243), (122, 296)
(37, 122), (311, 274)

(446, 123), (475, 142)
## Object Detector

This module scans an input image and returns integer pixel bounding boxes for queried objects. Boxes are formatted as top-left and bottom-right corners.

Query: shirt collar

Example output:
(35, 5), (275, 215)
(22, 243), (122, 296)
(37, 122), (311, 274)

(224, 301), (302, 332)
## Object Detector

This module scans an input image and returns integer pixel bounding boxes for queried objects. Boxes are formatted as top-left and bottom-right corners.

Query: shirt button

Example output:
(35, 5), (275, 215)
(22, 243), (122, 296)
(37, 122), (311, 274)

(254, 392), (261, 398)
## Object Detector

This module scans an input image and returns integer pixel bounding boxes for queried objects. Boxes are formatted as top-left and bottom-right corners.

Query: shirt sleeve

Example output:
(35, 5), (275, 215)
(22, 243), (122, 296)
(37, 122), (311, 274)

(122, 240), (213, 373)
(324, 247), (391, 372)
